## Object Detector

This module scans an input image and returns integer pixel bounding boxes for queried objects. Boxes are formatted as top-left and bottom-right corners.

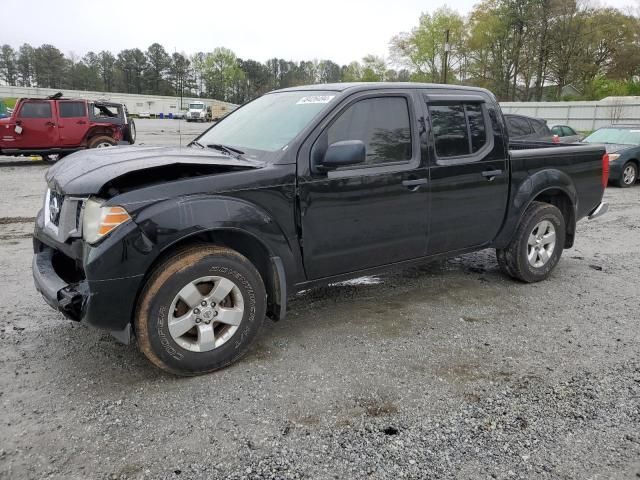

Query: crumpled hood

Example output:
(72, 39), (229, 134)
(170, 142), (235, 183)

(46, 145), (264, 195)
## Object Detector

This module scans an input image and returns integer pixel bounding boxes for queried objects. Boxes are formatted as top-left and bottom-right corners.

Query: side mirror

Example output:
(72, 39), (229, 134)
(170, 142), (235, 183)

(319, 140), (366, 170)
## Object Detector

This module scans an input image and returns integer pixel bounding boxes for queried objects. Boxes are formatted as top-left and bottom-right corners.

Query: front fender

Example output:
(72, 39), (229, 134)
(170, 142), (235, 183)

(130, 194), (299, 282)
(494, 169), (577, 249)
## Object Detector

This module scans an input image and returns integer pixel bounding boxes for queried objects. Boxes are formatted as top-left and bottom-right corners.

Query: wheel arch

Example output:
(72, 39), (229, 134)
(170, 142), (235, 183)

(84, 125), (116, 144)
(495, 169), (578, 249)
(137, 227), (288, 325)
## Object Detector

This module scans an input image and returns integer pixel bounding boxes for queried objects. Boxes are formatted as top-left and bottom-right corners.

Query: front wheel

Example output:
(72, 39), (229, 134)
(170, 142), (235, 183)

(135, 245), (266, 376)
(617, 161), (637, 188)
(496, 202), (566, 283)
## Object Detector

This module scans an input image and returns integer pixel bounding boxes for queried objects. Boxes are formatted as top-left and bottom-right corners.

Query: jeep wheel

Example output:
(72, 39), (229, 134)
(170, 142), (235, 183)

(124, 119), (136, 144)
(135, 245), (266, 376)
(496, 202), (566, 283)
(88, 135), (116, 149)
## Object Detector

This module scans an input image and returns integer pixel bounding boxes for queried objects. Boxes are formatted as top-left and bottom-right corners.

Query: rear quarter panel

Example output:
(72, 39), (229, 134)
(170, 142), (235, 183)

(495, 144), (605, 248)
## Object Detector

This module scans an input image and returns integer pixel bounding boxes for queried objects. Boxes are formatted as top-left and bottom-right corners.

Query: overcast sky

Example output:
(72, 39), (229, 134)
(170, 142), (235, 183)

(3, 0), (639, 65)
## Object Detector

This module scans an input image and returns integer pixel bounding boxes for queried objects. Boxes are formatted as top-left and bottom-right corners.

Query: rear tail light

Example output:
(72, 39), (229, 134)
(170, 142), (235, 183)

(602, 153), (609, 189)
(552, 134), (560, 144)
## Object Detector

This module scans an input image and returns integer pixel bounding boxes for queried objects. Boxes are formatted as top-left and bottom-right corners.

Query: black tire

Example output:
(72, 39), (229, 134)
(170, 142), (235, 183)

(135, 245), (266, 376)
(87, 135), (116, 149)
(496, 202), (566, 283)
(44, 152), (68, 163)
(124, 119), (136, 144)
(617, 161), (637, 188)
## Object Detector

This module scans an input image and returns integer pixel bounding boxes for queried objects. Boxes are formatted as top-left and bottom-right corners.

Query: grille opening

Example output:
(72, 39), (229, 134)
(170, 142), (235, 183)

(52, 251), (85, 284)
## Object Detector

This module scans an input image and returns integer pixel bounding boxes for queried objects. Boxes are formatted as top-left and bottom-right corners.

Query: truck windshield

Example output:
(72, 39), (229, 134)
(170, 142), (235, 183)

(583, 127), (640, 146)
(197, 91), (336, 152)
(189, 104), (204, 110)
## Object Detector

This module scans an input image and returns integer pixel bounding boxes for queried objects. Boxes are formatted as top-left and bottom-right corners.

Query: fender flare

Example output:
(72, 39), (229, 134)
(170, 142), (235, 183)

(129, 195), (300, 319)
(494, 169), (578, 249)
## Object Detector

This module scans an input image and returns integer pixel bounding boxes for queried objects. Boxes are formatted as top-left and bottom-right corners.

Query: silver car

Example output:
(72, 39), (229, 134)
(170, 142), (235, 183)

(550, 124), (584, 143)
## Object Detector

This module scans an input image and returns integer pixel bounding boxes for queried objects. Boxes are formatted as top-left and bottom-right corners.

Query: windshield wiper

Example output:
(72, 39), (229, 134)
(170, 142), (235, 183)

(189, 140), (205, 148)
(206, 144), (245, 159)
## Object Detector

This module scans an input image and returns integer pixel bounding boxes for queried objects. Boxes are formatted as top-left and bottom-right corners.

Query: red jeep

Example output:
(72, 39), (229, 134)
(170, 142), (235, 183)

(0, 93), (136, 161)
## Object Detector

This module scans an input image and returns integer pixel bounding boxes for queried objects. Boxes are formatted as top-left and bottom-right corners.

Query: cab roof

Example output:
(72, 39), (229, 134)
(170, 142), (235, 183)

(273, 82), (493, 96)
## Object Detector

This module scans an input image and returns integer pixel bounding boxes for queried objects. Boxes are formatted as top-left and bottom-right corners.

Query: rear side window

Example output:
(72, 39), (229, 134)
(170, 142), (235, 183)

(506, 116), (532, 137)
(562, 126), (576, 136)
(327, 97), (412, 166)
(551, 126), (562, 136)
(59, 101), (87, 118)
(19, 102), (52, 118)
(428, 102), (488, 158)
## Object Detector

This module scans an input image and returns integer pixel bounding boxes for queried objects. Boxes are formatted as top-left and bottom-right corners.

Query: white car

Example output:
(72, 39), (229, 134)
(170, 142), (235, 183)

(138, 111), (151, 119)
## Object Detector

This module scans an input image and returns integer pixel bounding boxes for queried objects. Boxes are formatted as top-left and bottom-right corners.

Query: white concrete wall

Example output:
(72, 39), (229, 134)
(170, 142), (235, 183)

(500, 97), (640, 131)
(0, 85), (237, 117)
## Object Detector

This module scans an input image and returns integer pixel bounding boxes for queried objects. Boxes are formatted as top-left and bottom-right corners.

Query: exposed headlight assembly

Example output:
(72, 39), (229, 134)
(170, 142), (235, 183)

(82, 197), (131, 244)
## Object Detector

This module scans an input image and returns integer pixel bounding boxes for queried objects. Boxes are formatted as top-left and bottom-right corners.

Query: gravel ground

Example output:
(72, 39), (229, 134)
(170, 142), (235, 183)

(0, 121), (639, 479)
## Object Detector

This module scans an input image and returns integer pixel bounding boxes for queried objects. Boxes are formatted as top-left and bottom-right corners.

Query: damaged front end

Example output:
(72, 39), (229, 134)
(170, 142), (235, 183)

(33, 145), (268, 343)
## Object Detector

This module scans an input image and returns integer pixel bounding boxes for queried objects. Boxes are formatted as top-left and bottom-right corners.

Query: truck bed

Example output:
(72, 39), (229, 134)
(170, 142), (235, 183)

(508, 142), (606, 222)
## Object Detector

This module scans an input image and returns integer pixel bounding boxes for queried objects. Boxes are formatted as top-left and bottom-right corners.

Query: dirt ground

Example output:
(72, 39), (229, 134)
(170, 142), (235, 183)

(0, 120), (638, 479)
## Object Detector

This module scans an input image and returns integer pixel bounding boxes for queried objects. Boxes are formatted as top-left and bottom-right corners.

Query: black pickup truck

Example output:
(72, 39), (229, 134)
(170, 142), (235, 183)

(33, 83), (609, 375)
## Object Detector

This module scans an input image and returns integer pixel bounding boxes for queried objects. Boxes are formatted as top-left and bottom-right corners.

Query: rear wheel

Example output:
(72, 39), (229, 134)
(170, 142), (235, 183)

(617, 161), (637, 188)
(135, 245), (266, 376)
(87, 135), (116, 149)
(496, 202), (566, 283)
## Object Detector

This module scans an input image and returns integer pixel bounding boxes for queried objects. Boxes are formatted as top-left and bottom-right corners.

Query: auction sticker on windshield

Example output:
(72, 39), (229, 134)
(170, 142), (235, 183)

(296, 95), (335, 105)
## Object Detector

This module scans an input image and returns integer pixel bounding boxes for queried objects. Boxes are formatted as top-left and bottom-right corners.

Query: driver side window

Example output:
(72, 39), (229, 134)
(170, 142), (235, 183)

(326, 97), (412, 167)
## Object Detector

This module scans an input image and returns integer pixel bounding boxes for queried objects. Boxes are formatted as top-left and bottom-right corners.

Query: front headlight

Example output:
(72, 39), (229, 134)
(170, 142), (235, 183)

(82, 197), (131, 244)
(608, 153), (621, 162)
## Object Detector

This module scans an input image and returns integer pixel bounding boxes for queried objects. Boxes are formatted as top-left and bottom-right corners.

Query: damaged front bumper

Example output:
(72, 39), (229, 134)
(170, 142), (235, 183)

(32, 212), (144, 344)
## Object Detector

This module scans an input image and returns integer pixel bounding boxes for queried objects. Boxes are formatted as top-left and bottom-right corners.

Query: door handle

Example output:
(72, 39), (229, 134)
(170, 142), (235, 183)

(76, 120), (87, 125)
(402, 178), (428, 190)
(482, 169), (504, 180)
(45, 121), (56, 127)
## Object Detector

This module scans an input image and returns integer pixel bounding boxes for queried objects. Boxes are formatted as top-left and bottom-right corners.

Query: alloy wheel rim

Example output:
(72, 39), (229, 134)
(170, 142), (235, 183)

(623, 165), (636, 185)
(96, 142), (112, 148)
(168, 276), (244, 352)
(527, 220), (556, 268)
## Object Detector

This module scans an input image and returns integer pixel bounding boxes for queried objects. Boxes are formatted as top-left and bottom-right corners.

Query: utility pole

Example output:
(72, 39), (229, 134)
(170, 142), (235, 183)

(443, 29), (451, 84)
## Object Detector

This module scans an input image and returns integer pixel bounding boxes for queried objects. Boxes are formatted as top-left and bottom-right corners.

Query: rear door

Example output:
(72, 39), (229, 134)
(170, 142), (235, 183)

(13, 100), (58, 149)
(56, 101), (88, 146)
(298, 90), (429, 279)
(423, 93), (509, 254)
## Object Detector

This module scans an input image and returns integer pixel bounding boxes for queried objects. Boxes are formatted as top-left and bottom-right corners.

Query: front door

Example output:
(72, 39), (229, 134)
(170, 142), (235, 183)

(424, 95), (509, 254)
(298, 92), (430, 280)
(57, 101), (88, 146)
(13, 100), (58, 149)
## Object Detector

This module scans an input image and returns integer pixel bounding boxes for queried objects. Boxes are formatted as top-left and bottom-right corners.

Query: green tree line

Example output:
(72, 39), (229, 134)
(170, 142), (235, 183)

(0, 42), (410, 105)
(1, 0), (638, 103)
(392, 0), (640, 100)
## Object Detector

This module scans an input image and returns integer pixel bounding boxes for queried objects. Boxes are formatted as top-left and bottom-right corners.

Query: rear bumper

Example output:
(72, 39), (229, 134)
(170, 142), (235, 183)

(588, 201), (608, 220)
